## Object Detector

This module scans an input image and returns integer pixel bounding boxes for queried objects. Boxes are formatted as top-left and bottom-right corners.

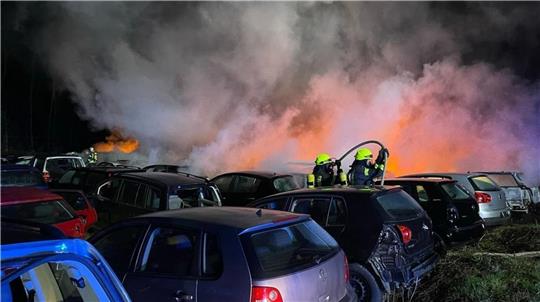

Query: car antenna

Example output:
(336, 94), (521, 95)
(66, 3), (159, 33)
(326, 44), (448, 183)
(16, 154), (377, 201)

(256, 209), (262, 217)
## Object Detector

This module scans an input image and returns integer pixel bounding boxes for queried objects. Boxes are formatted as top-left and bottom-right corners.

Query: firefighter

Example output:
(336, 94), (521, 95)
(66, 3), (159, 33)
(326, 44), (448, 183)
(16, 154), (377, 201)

(348, 147), (388, 186)
(88, 147), (98, 164)
(309, 153), (338, 187)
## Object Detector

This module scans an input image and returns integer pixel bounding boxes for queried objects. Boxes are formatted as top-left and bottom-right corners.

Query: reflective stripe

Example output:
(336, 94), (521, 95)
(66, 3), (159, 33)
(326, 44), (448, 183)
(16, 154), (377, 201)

(364, 167), (370, 176)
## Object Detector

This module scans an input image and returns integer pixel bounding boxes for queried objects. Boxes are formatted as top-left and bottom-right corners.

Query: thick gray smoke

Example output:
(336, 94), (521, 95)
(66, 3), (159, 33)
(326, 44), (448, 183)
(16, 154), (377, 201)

(16, 2), (540, 182)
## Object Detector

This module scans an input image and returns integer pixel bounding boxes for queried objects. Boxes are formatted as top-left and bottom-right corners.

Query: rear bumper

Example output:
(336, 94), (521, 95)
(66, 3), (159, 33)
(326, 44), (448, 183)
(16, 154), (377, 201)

(340, 284), (358, 302)
(370, 248), (439, 291)
(480, 209), (511, 226)
(445, 220), (486, 244)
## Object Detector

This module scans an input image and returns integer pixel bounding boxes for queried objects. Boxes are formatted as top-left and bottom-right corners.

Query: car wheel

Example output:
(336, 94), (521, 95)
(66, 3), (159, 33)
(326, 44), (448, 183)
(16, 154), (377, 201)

(349, 263), (382, 302)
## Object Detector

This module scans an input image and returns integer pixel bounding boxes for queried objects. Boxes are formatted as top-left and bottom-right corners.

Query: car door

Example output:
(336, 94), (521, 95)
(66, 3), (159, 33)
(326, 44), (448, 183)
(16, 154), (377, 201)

(123, 225), (200, 302)
(289, 196), (347, 239)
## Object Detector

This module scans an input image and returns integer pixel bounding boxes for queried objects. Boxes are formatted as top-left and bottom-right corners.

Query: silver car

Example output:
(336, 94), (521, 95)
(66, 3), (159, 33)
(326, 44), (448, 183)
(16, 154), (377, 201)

(401, 173), (511, 226)
(476, 172), (533, 213)
(90, 207), (356, 302)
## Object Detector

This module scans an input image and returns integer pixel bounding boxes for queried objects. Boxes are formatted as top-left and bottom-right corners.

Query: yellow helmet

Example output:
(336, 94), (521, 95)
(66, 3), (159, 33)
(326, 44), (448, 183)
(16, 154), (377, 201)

(315, 153), (332, 165)
(355, 148), (373, 160)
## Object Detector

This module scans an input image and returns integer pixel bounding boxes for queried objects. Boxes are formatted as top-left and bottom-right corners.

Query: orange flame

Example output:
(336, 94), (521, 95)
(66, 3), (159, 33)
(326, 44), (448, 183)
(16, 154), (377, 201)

(93, 130), (139, 154)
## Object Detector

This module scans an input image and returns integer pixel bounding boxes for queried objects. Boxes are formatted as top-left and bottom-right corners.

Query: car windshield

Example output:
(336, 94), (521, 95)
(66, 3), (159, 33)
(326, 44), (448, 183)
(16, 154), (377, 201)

(376, 190), (424, 220)
(469, 176), (499, 191)
(485, 174), (518, 187)
(441, 182), (471, 200)
(245, 220), (339, 279)
(2, 200), (75, 224)
(273, 176), (302, 192)
(1, 171), (45, 187)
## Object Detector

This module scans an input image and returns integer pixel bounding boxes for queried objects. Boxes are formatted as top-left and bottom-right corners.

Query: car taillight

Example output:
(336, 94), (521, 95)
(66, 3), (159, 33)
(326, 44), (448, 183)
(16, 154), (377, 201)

(251, 286), (283, 302)
(475, 192), (492, 203)
(344, 255), (350, 282)
(397, 224), (412, 245)
(43, 171), (51, 183)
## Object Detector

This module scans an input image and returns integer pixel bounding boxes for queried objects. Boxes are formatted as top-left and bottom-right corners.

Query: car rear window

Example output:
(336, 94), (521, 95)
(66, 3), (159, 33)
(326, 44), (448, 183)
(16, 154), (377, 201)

(54, 191), (88, 211)
(243, 220), (339, 279)
(469, 176), (499, 191)
(273, 176), (302, 192)
(376, 190), (424, 220)
(484, 174), (518, 187)
(1, 171), (45, 187)
(441, 182), (471, 200)
(2, 200), (76, 224)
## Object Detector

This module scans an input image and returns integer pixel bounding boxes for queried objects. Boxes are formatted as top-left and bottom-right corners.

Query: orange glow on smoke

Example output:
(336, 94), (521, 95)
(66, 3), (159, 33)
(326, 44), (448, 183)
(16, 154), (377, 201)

(94, 130), (139, 154)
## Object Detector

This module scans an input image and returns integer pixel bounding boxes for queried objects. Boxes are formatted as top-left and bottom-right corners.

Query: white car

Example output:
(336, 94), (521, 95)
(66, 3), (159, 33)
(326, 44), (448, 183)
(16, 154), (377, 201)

(15, 155), (86, 183)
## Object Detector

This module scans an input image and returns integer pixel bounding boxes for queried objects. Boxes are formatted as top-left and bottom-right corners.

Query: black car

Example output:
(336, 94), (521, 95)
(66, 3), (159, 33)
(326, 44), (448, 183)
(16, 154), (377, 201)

(1, 218), (67, 244)
(88, 207), (355, 302)
(210, 171), (304, 206)
(95, 172), (222, 224)
(379, 178), (485, 245)
(52, 166), (141, 196)
(0, 164), (48, 190)
(249, 185), (439, 301)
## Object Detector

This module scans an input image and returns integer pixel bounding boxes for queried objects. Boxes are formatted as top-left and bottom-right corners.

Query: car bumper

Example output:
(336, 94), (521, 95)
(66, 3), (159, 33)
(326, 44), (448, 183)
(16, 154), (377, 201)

(445, 220), (486, 244)
(340, 284), (358, 302)
(480, 209), (511, 226)
(371, 248), (439, 291)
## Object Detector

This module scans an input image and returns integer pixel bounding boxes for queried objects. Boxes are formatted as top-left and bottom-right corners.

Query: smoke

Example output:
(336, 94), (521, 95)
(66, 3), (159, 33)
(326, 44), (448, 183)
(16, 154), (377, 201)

(12, 2), (540, 182)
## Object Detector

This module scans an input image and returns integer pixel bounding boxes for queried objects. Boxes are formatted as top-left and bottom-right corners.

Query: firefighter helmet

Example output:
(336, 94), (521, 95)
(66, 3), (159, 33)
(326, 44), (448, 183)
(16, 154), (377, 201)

(355, 148), (373, 160)
(315, 153), (332, 165)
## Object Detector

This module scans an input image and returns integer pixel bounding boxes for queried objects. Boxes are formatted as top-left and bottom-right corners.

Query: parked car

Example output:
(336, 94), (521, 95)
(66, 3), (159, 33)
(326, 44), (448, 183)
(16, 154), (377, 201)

(1, 187), (86, 238)
(89, 207), (356, 302)
(14, 154), (86, 183)
(249, 186), (439, 301)
(143, 164), (190, 173)
(53, 166), (141, 197)
(475, 171), (534, 213)
(1, 218), (67, 244)
(401, 173), (511, 226)
(94, 172), (222, 224)
(378, 178), (485, 245)
(210, 171), (304, 206)
(0, 164), (48, 189)
(50, 189), (98, 232)
(1, 239), (131, 302)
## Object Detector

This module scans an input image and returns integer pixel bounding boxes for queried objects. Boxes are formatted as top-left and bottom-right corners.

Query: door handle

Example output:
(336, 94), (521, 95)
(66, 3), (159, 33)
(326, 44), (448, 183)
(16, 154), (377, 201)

(174, 290), (194, 302)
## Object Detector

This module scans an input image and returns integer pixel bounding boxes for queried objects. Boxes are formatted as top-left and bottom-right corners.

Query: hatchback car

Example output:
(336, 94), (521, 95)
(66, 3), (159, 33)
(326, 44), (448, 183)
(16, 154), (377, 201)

(475, 171), (534, 213)
(95, 172), (222, 224)
(1, 239), (131, 302)
(53, 166), (141, 196)
(1, 187), (86, 238)
(211, 171), (304, 206)
(401, 173), (511, 226)
(50, 189), (98, 232)
(15, 154), (86, 183)
(379, 178), (485, 245)
(89, 207), (356, 302)
(0, 164), (48, 189)
(249, 186), (439, 301)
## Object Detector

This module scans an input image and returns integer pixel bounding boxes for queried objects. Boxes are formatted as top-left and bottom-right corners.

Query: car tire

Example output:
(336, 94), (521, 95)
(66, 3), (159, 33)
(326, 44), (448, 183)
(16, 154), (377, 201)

(349, 263), (383, 302)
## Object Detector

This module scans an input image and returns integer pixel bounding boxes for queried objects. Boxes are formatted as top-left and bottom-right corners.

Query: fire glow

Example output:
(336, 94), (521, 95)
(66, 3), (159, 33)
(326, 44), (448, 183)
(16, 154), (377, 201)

(94, 130), (140, 154)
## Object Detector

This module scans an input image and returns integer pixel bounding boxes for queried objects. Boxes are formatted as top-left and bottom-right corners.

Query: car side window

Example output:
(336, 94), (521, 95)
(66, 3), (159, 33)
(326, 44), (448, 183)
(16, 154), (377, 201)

(213, 175), (234, 193)
(118, 181), (141, 205)
(98, 179), (122, 200)
(138, 227), (198, 277)
(327, 198), (346, 225)
(144, 186), (162, 210)
(291, 198), (331, 226)
(135, 185), (148, 208)
(416, 185), (429, 203)
(231, 175), (261, 193)
(93, 225), (148, 276)
(203, 233), (223, 278)
(256, 197), (288, 210)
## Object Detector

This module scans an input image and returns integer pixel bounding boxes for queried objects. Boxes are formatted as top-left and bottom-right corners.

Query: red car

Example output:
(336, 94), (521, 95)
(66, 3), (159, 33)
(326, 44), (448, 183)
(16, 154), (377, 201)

(1, 187), (85, 238)
(50, 189), (98, 232)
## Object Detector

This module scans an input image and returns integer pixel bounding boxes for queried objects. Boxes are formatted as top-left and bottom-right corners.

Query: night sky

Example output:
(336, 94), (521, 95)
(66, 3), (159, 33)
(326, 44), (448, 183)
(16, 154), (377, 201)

(2, 2), (540, 178)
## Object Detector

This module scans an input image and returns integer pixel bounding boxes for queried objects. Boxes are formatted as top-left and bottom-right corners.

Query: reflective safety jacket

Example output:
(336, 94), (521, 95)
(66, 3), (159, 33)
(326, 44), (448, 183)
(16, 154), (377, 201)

(312, 163), (337, 187)
(348, 159), (384, 186)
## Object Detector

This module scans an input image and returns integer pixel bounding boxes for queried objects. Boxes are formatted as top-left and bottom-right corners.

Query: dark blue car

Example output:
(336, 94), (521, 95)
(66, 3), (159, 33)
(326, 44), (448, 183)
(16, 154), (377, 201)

(0, 164), (48, 189)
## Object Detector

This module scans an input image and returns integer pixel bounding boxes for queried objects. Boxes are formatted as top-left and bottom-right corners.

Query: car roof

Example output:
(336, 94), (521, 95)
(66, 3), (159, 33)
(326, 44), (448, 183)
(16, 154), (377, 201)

(212, 171), (293, 179)
(384, 177), (456, 184)
(474, 171), (518, 175)
(0, 187), (63, 205)
(0, 164), (41, 172)
(400, 172), (487, 178)
(119, 172), (207, 186)
(137, 207), (308, 233)
(71, 166), (141, 173)
(257, 185), (396, 199)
